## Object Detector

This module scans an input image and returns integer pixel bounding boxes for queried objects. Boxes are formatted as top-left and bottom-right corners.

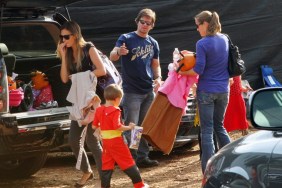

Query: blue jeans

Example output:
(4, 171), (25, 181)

(197, 91), (231, 173)
(122, 91), (154, 163)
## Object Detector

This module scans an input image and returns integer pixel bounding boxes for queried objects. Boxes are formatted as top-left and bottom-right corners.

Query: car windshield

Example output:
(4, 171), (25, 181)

(0, 23), (58, 57)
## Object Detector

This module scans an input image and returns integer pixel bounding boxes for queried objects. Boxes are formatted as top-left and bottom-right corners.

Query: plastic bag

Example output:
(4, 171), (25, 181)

(129, 126), (143, 150)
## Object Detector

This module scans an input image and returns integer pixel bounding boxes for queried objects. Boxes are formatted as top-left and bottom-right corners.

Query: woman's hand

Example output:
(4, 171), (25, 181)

(59, 41), (70, 83)
(178, 68), (197, 76)
(58, 42), (67, 56)
(93, 127), (102, 141)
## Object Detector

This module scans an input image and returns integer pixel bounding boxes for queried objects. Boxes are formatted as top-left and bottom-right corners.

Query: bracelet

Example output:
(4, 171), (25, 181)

(116, 50), (120, 56)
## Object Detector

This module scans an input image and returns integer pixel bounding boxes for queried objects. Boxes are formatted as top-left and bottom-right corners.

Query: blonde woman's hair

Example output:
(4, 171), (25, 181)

(104, 84), (123, 101)
(195, 10), (221, 36)
(56, 21), (86, 72)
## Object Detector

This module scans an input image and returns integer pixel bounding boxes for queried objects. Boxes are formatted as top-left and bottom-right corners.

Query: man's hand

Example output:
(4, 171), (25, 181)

(153, 77), (162, 93)
(118, 43), (129, 56)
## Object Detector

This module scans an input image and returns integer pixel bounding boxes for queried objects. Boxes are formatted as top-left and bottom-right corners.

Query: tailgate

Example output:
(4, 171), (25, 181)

(0, 107), (70, 135)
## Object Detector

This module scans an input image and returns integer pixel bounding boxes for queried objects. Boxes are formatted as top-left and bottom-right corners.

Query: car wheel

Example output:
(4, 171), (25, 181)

(183, 140), (199, 149)
(0, 152), (48, 178)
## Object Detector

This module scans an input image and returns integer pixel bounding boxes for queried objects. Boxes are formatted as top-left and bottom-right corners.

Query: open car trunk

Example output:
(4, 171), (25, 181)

(1, 20), (72, 109)
(0, 20), (73, 156)
(0, 0), (85, 178)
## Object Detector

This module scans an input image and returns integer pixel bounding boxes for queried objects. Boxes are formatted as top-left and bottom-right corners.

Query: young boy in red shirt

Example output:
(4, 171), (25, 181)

(93, 84), (148, 188)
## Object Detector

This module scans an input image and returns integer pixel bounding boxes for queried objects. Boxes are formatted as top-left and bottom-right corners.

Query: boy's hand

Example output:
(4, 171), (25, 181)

(128, 122), (135, 130)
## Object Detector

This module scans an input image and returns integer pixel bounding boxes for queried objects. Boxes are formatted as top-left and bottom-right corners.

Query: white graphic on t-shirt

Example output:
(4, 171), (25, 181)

(131, 45), (153, 61)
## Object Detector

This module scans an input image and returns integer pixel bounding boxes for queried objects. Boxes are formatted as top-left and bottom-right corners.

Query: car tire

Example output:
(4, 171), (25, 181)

(183, 140), (199, 149)
(0, 152), (48, 178)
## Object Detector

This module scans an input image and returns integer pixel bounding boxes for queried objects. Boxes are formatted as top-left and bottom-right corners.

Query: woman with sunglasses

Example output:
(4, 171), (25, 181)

(57, 20), (106, 187)
(178, 11), (231, 173)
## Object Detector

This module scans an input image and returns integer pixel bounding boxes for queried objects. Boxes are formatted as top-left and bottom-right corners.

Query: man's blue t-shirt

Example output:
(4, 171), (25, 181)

(193, 33), (230, 93)
(115, 32), (160, 94)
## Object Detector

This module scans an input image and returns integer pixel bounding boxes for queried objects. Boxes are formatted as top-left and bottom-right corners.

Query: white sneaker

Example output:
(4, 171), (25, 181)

(143, 183), (149, 188)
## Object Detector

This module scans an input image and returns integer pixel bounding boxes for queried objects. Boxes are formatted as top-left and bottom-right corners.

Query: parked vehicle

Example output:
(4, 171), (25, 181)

(202, 87), (282, 188)
(0, 0), (199, 178)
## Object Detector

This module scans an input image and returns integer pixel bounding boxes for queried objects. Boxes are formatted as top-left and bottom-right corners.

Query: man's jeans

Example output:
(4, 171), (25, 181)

(122, 91), (154, 163)
(197, 91), (231, 173)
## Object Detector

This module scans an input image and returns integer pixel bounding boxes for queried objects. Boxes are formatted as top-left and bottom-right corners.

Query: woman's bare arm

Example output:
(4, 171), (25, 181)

(89, 46), (106, 77)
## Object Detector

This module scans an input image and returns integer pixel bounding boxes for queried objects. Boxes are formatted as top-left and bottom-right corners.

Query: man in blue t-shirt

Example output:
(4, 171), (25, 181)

(110, 8), (161, 168)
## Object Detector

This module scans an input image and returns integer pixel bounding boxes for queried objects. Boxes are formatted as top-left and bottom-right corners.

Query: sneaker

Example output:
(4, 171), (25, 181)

(143, 183), (149, 188)
(137, 158), (159, 168)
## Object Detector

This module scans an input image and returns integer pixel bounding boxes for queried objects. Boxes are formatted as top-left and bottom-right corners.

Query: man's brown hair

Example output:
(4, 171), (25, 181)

(135, 8), (156, 25)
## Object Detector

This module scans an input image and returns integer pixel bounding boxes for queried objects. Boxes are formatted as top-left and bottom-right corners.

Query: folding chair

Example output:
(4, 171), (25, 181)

(260, 65), (282, 87)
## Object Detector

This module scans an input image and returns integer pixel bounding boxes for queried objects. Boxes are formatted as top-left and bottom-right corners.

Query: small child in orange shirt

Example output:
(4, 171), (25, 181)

(92, 84), (148, 188)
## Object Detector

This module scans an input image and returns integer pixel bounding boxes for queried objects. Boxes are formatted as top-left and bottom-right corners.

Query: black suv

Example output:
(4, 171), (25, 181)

(0, 0), (198, 178)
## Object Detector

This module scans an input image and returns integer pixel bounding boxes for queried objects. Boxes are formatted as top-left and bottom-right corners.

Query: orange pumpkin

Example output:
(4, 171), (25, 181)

(7, 76), (17, 90)
(31, 71), (49, 90)
(178, 50), (196, 71)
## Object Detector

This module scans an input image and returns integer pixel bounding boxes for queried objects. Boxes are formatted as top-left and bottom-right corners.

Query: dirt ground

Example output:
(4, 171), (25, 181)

(0, 129), (256, 188)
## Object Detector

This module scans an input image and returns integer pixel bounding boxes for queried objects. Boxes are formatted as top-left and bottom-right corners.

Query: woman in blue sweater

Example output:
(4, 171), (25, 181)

(179, 10), (231, 173)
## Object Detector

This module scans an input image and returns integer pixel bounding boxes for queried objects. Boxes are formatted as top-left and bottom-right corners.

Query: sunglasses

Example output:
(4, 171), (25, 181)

(139, 20), (153, 26)
(59, 34), (73, 41)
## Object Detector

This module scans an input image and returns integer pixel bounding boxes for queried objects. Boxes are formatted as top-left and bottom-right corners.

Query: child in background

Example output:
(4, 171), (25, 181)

(224, 76), (252, 136)
(92, 84), (148, 188)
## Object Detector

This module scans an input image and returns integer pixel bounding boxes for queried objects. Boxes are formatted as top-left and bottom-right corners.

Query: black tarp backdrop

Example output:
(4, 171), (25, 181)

(61, 0), (282, 89)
